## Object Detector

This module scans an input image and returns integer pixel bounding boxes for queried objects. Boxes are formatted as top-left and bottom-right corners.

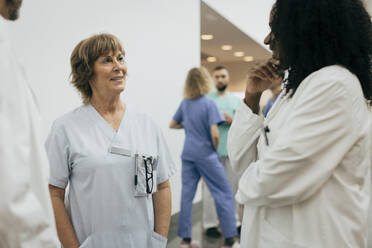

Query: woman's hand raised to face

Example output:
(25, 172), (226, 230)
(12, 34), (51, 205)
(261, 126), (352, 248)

(244, 59), (284, 114)
(246, 59), (283, 95)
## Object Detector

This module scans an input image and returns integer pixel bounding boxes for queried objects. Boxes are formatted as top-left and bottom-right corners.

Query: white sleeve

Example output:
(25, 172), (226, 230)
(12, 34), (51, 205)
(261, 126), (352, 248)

(45, 122), (70, 189)
(155, 126), (176, 184)
(236, 72), (357, 208)
(227, 101), (264, 176)
(0, 59), (59, 246)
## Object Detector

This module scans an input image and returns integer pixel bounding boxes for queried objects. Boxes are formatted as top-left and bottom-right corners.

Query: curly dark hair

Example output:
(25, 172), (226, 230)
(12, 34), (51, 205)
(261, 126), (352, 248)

(270, 0), (372, 100)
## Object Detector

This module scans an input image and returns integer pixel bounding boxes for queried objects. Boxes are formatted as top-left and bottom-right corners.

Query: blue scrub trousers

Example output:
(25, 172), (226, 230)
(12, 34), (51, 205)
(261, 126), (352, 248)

(178, 157), (237, 238)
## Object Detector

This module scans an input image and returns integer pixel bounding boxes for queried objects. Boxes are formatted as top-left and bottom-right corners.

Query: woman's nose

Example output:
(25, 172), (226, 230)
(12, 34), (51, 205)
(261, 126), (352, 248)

(113, 59), (125, 70)
(264, 32), (271, 45)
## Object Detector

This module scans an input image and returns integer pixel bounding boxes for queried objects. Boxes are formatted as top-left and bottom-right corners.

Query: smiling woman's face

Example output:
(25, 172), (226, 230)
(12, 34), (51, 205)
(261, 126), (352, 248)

(90, 51), (127, 97)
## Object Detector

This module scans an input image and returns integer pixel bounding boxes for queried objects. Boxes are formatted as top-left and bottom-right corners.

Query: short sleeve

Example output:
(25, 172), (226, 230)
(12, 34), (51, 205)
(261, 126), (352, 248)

(155, 126), (176, 184)
(208, 100), (225, 126)
(173, 101), (184, 123)
(45, 122), (70, 189)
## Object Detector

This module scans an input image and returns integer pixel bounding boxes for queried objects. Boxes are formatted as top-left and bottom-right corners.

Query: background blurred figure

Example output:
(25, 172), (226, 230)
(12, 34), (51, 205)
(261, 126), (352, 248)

(202, 66), (242, 238)
(0, 0), (59, 247)
(170, 67), (239, 248)
(46, 33), (175, 248)
(228, 0), (372, 247)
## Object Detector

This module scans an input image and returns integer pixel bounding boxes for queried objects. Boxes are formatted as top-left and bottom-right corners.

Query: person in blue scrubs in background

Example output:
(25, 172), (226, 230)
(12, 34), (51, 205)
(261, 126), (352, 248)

(170, 67), (239, 248)
(203, 66), (242, 238)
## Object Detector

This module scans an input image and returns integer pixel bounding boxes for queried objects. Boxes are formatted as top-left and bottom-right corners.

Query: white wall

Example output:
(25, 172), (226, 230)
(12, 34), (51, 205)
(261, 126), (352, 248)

(364, 0), (372, 14)
(203, 0), (275, 48)
(9, 0), (200, 215)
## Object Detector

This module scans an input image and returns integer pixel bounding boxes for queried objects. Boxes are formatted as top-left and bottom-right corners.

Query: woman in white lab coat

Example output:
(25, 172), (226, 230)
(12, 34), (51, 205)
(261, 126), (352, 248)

(0, 0), (59, 247)
(46, 33), (176, 248)
(228, 0), (372, 247)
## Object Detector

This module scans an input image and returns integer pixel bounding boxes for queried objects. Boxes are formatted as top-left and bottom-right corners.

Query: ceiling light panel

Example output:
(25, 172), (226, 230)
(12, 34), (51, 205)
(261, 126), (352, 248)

(244, 56), (254, 62)
(201, 34), (214, 40)
(221, 45), (232, 51)
(206, 56), (217, 62)
(234, 51), (245, 57)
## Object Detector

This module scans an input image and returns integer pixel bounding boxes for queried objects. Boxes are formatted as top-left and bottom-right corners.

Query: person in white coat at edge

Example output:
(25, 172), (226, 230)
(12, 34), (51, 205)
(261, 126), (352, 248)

(0, 0), (59, 247)
(46, 33), (176, 248)
(227, 0), (372, 247)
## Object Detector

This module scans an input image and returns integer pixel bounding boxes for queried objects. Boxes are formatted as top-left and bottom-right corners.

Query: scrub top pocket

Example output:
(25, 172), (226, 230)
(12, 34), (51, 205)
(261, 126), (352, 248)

(150, 231), (168, 248)
(78, 227), (134, 248)
(134, 153), (159, 197)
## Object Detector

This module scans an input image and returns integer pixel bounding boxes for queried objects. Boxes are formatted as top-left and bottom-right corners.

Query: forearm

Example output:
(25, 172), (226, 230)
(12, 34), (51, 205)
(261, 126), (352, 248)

(169, 120), (183, 129)
(244, 92), (262, 114)
(227, 103), (263, 176)
(172, 123), (184, 129)
(49, 192), (79, 247)
(210, 124), (219, 150)
(152, 181), (171, 237)
(212, 136), (219, 150)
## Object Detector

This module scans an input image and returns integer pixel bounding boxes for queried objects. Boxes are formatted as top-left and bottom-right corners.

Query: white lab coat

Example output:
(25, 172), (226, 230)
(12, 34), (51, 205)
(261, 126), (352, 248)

(0, 17), (59, 247)
(228, 65), (371, 248)
(368, 110), (372, 248)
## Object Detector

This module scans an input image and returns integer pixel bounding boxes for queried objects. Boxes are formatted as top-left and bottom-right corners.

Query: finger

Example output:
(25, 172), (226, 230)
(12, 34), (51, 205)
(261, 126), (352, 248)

(253, 67), (268, 79)
(267, 62), (283, 79)
(248, 74), (266, 83)
(248, 64), (267, 79)
(248, 65), (261, 75)
(261, 64), (275, 79)
(268, 59), (285, 74)
(252, 61), (262, 67)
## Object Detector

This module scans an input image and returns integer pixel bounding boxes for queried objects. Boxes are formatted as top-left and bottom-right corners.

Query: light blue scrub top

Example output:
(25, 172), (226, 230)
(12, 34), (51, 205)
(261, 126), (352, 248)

(263, 95), (279, 117)
(46, 105), (176, 248)
(173, 96), (225, 161)
(207, 92), (241, 157)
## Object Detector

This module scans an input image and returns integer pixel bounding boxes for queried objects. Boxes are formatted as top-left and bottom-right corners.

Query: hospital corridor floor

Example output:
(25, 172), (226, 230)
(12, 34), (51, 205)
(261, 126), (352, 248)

(167, 202), (237, 248)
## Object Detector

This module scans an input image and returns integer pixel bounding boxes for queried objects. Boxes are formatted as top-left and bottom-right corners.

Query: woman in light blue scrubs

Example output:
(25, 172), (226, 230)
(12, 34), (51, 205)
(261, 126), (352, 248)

(46, 33), (175, 248)
(170, 67), (239, 248)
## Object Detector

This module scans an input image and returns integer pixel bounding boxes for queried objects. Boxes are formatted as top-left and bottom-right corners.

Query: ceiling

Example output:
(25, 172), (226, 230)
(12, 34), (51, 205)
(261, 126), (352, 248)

(201, 1), (271, 64)
(201, 0), (372, 64)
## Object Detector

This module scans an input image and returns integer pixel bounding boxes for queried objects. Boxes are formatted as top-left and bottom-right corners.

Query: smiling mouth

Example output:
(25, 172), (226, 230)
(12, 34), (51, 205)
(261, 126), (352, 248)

(271, 50), (278, 60)
(110, 76), (124, 81)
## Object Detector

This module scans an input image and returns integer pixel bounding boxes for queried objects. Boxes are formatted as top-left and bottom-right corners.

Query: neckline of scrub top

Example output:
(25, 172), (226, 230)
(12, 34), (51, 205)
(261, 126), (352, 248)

(0, 17), (9, 42)
(86, 103), (128, 140)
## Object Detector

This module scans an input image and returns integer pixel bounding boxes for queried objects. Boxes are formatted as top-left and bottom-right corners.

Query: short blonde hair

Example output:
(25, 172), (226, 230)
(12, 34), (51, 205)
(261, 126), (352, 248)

(183, 67), (212, 99)
(70, 33), (125, 104)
